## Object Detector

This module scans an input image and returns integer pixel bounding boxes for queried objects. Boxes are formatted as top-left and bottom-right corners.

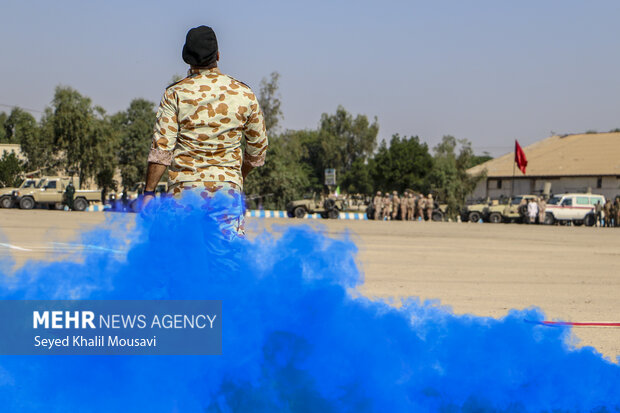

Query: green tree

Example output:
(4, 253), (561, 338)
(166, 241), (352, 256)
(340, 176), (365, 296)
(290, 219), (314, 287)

(50, 86), (94, 186)
(244, 135), (311, 209)
(372, 134), (433, 193)
(428, 136), (486, 218)
(91, 107), (120, 196)
(49, 86), (118, 188)
(257, 72), (283, 134)
(0, 152), (23, 187)
(0, 112), (8, 143)
(4, 108), (38, 145)
(319, 106), (378, 171)
(114, 98), (156, 189)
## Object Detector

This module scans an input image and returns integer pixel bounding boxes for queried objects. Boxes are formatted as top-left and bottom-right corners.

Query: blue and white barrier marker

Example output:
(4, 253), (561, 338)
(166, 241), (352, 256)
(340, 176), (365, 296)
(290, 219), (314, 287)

(245, 210), (368, 220)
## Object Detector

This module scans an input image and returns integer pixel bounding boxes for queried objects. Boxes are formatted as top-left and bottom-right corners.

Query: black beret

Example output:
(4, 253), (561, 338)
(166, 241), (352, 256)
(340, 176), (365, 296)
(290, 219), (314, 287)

(182, 26), (218, 67)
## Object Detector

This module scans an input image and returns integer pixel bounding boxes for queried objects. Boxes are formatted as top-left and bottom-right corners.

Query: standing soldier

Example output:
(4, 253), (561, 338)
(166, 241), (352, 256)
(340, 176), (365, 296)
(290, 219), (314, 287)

(603, 200), (612, 227)
(373, 191), (382, 220)
(416, 194), (426, 221)
(63, 180), (75, 210)
(613, 198), (620, 228)
(538, 196), (547, 225)
(391, 191), (400, 220)
(382, 193), (392, 220)
(143, 26), (268, 238)
(594, 200), (603, 227)
(406, 193), (415, 221)
(400, 192), (408, 220)
(426, 194), (434, 221)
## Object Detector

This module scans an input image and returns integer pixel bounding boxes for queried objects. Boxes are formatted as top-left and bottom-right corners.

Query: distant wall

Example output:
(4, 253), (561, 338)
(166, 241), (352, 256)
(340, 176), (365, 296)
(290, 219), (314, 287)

(469, 176), (620, 201)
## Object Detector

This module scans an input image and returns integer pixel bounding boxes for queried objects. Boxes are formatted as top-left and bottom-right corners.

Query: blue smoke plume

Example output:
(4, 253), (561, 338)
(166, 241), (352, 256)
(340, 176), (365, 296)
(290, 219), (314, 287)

(0, 194), (618, 412)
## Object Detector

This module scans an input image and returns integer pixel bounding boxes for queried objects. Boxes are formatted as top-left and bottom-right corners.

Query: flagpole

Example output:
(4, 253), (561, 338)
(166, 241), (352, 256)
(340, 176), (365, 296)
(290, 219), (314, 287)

(511, 140), (516, 200)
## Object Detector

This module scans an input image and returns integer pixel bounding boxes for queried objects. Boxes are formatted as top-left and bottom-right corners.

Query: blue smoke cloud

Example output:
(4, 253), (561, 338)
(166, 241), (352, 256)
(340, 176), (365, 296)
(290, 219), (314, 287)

(0, 194), (618, 412)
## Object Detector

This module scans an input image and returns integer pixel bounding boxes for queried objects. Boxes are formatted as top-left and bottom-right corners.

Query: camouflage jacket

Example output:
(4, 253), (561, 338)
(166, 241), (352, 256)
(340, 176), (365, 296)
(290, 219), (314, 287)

(147, 67), (268, 189)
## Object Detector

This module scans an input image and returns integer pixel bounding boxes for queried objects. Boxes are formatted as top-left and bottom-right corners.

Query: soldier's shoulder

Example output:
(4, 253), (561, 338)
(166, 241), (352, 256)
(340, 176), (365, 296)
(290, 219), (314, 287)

(165, 75), (199, 91)
(223, 74), (256, 96)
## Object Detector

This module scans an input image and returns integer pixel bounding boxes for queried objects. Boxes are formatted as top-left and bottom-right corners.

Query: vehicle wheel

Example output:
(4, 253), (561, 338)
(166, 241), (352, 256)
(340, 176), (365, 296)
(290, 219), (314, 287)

(73, 198), (88, 212)
(584, 214), (596, 227)
(544, 213), (555, 225)
(468, 211), (481, 223)
(320, 212), (328, 219)
(328, 209), (340, 219)
(431, 211), (444, 222)
(293, 206), (306, 218)
(488, 212), (502, 223)
(19, 197), (35, 210)
(323, 198), (336, 210)
(0, 196), (13, 208)
(286, 210), (294, 218)
(572, 220), (583, 227)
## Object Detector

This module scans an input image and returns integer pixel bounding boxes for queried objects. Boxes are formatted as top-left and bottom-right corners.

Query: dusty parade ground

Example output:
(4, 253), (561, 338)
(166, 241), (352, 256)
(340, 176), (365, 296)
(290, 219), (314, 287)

(0, 209), (619, 360)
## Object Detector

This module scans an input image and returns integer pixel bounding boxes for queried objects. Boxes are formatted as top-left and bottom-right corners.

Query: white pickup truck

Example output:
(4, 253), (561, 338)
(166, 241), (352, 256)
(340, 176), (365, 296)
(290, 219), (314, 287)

(545, 193), (605, 226)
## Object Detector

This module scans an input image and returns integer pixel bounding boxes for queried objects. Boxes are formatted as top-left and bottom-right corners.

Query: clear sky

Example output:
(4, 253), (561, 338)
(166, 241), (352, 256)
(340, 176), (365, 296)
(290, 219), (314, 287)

(1, 0), (619, 156)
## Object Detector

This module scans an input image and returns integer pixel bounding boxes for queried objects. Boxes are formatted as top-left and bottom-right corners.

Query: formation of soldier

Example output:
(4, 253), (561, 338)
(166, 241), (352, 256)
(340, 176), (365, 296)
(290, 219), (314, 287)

(372, 191), (435, 221)
(597, 198), (620, 227)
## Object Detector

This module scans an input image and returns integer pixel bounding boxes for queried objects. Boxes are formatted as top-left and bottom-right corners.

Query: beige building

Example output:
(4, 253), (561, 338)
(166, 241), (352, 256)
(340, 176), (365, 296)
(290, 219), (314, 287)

(0, 143), (26, 161)
(467, 132), (620, 201)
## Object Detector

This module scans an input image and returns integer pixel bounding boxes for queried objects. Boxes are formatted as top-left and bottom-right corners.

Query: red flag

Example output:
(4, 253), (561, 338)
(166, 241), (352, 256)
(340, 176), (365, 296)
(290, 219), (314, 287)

(514, 140), (528, 174)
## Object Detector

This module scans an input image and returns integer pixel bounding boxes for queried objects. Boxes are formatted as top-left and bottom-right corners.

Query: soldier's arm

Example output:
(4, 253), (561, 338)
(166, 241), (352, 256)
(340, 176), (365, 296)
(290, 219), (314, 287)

(146, 88), (179, 191)
(242, 94), (268, 179)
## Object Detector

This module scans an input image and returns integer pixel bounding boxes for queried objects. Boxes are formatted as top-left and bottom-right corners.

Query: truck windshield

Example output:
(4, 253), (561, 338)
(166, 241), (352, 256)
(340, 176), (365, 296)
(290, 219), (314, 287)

(511, 197), (522, 205)
(547, 196), (561, 205)
(22, 180), (37, 188)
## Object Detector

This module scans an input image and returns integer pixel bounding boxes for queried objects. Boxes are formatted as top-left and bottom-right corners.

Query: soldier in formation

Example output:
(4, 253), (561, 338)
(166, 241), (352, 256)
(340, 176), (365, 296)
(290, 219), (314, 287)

(370, 191), (439, 222)
(373, 191), (382, 220)
(391, 191), (400, 220)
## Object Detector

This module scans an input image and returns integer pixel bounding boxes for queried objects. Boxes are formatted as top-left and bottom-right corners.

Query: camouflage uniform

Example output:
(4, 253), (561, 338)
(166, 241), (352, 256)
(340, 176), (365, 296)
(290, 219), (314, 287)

(373, 191), (382, 220)
(406, 194), (415, 221)
(400, 194), (407, 220)
(538, 198), (547, 224)
(391, 191), (400, 220)
(416, 195), (426, 220)
(147, 67), (268, 237)
(382, 194), (392, 220)
(426, 194), (434, 221)
(613, 199), (620, 227)
(603, 200), (612, 227)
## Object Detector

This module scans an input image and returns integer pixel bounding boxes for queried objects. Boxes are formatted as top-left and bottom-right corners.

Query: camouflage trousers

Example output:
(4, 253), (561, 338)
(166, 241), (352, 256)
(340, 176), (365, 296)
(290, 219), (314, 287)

(168, 181), (246, 238)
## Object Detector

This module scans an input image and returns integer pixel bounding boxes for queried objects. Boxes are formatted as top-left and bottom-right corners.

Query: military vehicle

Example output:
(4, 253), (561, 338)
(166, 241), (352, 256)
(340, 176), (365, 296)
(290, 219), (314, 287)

(14, 177), (101, 211)
(461, 200), (489, 223)
(484, 195), (540, 223)
(0, 177), (42, 208)
(286, 195), (345, 219)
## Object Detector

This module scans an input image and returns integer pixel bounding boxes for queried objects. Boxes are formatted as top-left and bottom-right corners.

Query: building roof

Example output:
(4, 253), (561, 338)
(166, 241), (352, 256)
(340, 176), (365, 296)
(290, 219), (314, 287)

(468, 132), (620, 178)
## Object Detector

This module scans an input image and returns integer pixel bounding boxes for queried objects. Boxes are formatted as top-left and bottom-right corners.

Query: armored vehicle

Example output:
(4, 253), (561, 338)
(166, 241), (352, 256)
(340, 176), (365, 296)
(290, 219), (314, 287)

(0, 178), (42, 208)
(14, 177), (101, 211)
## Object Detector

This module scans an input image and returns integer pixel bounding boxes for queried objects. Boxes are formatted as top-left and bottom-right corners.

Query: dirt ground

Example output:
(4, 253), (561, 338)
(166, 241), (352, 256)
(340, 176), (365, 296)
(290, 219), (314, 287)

(1, 209), (619, 360)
